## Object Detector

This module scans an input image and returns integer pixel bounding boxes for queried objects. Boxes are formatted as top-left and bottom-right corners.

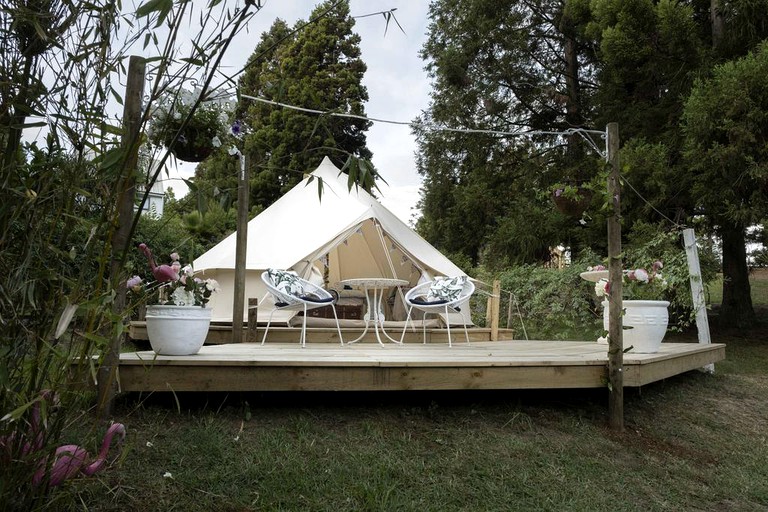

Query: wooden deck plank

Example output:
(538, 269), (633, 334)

(114, 340), (725, 392)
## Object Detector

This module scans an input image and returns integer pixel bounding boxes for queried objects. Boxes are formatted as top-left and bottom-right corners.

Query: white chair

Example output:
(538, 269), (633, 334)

(400, 276), (475, 347)
(261, 269), (343, 347)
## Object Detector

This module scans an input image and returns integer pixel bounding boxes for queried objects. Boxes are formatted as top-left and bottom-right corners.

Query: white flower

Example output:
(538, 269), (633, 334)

(211, 136), (222, 148)
(634, 268), (650, 283)
(205, 279), (221, 293)
(146, 441), (154, 448)
(594, 278), (609, 298)
(163, 471), (173, 479)
(171, 287), (196, 306)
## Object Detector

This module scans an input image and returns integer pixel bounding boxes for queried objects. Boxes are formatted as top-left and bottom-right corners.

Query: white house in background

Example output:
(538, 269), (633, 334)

(135, 179), (164, 218)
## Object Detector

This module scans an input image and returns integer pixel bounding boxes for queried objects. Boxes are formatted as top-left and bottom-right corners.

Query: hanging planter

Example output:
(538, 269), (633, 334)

(147, 87), (232, 163)
(164, 125), (216, 163)
(552, 185), (593, 217)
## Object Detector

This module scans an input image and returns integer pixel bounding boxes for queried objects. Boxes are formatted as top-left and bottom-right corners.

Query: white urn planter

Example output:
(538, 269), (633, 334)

(145, 305), (212, 355)
(602, 300), (670, 353)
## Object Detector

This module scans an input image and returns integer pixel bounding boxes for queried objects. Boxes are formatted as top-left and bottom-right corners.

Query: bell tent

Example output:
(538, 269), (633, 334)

(193, 157), (470, 324)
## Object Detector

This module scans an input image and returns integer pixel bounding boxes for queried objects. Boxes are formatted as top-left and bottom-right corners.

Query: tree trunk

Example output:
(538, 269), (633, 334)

(719, 223), (756, 329)
(711, 0), (724, 49)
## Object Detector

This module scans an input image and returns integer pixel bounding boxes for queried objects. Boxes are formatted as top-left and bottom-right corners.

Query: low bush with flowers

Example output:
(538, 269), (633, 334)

(128, 243), (219, 307)
(588, 222), (720, 330)
(592, 260), (667, 301)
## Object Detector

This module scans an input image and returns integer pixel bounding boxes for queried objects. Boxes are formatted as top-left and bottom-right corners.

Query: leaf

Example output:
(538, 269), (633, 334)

(136, 0), (169, 18)
(346, 157), (358, 191)
(55, 302), (79, 339)
(180, 58), (204, 66)
(1, 401), (35, 423)
(100, 147), (125, 170)
(110, 86), (124, 106)
(12, 121), (47, 129)
(183, 178), (198, 193)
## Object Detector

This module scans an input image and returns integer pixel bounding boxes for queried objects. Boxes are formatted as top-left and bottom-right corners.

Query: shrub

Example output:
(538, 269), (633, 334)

(486, 250), (603, 341)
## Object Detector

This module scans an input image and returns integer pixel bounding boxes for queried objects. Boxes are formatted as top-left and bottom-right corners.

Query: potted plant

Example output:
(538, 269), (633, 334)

(593, 261), (669, 353)
(129, 243), (220, 355)
(147, 87), (233, 162)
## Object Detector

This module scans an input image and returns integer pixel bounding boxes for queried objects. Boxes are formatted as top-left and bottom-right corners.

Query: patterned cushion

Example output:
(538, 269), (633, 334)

(267, 268), (305, 297)
(427, 276), (467, 302)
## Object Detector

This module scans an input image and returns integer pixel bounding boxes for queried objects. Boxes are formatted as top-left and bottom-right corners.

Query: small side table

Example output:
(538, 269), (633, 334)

(338, 278), (408, 346)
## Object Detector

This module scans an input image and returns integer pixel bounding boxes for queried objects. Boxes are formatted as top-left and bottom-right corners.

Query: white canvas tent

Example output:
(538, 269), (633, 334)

(194, 157), (471, 325)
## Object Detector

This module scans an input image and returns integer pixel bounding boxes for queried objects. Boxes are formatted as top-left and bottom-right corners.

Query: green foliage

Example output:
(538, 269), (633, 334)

(130, 215), (206, 278)
(0, 0), (260, 506)
(196, 0), (376, 212)
(417, 0), (768, 327)
(485, 250), (604, 341)
(681, 41), (768, 326)
(683, 42), (768, 227)
(623, 222), (718, 328)
(415, 0), (608, 266)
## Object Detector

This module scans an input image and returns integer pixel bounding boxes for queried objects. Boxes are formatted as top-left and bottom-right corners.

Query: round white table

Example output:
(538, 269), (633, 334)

(338, 278), (408, 345)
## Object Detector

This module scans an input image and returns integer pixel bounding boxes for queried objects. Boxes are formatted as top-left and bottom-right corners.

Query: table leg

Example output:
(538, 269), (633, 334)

(374, 287), (402, 345)
(345, 287), (372, 344)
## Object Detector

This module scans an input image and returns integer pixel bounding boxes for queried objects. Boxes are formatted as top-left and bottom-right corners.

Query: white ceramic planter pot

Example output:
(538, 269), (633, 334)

(145, 305), (212, 355)
(602, 300), (670, 353)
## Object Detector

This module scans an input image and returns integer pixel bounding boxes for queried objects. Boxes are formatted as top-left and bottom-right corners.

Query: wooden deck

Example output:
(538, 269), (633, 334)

(116, 339), (725, 393)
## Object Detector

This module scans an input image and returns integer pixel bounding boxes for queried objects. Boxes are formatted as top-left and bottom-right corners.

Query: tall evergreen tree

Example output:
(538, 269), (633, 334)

(415, 0), (600, 266)
(196, 0), (374, 211)
(590, 0), (768, 327)
(683, 44), (768, 328)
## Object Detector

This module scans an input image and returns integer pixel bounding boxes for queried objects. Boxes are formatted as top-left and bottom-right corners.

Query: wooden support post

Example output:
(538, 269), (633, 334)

(490, 280), (500, 341)
(232, 152), (249, 343)
(606, 122), (624, 431)
(683, 228), (715, 373)
(506, 292), (514, 330)
(247, 298), (258, 343)
(98, 55), (145, 420)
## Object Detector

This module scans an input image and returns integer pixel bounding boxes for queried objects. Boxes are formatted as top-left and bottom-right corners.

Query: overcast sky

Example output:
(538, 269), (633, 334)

(161, 0), (433, 225)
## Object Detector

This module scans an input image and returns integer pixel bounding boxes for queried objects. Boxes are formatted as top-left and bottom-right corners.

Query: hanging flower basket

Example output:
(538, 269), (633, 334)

(164, 125), (216, 163)
(147, 87), (232, 163)
(552, 186), (593, 217)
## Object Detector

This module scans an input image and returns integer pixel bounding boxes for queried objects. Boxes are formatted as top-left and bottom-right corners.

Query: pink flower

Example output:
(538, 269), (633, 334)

(126, 275), (142, 291)
(652, 260), (663, 272)
(170, 252), (180, 262)
(634, 268), (649, 283)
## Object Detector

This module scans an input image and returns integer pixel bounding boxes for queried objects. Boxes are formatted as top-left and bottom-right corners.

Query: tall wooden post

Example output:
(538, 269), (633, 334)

(98, 56), (145, 419)
(606, 122), (624, 431)
(232, 152), (249, 342)
(490, 280), (500, 341)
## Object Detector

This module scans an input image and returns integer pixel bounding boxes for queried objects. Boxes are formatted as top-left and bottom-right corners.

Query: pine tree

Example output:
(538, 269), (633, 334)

(224, 0), (373, 210)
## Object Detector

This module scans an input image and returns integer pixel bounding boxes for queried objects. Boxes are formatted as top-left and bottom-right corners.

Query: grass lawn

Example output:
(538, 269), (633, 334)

(707, 267), (768, 307)
(43, 278), (768, 511)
